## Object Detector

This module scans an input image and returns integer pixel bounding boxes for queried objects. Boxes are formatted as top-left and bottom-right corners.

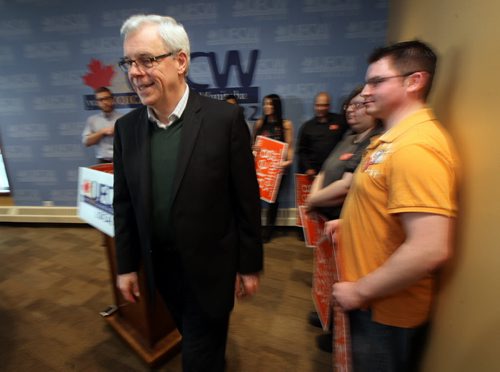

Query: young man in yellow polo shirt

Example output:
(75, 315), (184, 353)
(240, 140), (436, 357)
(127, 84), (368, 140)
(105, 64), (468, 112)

(326, 40), (458, 371)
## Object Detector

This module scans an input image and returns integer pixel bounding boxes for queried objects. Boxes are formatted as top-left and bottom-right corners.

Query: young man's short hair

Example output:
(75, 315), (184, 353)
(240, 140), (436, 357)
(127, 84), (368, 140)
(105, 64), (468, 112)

(94, 86), (113, 96)
(368, 40), (437, 100)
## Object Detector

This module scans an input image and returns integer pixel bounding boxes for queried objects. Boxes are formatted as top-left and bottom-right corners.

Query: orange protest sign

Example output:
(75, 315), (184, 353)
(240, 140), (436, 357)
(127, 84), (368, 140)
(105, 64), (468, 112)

(331, 230), (352, 372)
(333, 303), (351, 372)
(312, 236), (334, 331)
(298, 206), (325, 248)
(295, 173), (314, 226)
(254, 135), (288, 203)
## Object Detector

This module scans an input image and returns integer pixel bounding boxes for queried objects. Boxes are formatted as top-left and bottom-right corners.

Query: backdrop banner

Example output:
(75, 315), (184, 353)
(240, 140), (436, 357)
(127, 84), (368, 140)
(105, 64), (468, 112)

(0, 0), (387, 207)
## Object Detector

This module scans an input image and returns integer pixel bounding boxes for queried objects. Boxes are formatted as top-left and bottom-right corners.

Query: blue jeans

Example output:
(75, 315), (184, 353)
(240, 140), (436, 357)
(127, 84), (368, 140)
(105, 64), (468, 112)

(348, 310), (429, 372)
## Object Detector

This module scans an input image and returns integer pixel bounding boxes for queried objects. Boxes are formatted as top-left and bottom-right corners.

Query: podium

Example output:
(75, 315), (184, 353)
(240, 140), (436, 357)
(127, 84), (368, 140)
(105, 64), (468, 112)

(78, 164), (181, 367)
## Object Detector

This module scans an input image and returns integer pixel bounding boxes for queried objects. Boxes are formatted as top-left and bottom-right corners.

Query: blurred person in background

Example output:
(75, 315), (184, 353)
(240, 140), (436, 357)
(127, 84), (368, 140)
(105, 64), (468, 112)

(296, 91), (347, 179)
(225, 94), (252, 134)
(82, 87), (121, 163)
(305, 86), (383, 352)
(253, 93), (294, 243)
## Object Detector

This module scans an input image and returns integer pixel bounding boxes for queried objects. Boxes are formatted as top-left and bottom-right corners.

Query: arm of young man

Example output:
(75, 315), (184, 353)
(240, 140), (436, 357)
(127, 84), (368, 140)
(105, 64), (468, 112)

(84, 126), (114, 146)
(332, 212), (452, 310)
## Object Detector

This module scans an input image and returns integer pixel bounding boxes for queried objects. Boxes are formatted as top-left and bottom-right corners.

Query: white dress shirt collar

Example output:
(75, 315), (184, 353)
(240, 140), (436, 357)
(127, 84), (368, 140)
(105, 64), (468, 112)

(147, 84), (190, 129)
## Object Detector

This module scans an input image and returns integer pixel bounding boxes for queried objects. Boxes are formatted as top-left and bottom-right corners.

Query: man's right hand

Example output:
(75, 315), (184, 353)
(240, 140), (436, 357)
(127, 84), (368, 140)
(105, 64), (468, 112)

(117, 272), (140, 303)
(101, 126), (114, 136)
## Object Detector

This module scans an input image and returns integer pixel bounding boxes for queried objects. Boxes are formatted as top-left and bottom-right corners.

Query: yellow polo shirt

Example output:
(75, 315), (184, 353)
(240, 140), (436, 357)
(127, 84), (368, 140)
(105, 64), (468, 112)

(339, 108), (458, 328)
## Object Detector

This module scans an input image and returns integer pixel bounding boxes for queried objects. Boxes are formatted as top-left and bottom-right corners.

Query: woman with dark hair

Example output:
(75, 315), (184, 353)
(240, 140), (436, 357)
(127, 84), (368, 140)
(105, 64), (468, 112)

(306, 86), (383, 219)
(253, 94), (294, 242)
(305, 86), (383, 351)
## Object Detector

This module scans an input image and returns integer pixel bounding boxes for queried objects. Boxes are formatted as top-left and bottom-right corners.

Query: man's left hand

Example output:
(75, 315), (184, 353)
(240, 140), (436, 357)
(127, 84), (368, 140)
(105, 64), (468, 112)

(235, 273), (260, 299)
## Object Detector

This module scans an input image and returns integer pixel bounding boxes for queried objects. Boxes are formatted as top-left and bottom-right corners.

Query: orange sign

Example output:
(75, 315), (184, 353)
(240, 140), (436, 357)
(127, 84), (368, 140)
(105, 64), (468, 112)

(330, 231), (352, 372)
(254, 135), (288, 203)
(332, 302), (352, 372)
(295, 173), (314, 226)
(298, 206), (325, 248)
(312, 236), (334, 331)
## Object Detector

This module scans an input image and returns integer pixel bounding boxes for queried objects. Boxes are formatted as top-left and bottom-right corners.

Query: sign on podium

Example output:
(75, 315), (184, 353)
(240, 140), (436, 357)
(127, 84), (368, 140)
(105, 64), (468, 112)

(78, 165), (114, 236)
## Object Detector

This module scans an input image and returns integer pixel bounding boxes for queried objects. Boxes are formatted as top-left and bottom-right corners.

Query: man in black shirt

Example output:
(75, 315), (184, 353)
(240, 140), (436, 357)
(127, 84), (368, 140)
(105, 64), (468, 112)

(296, 92), (347, 177)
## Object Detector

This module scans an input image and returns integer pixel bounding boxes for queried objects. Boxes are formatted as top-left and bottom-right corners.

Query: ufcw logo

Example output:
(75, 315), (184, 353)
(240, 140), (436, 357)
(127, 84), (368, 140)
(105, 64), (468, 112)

(187, 49), (260, 103)
(81, 180), (113, 214)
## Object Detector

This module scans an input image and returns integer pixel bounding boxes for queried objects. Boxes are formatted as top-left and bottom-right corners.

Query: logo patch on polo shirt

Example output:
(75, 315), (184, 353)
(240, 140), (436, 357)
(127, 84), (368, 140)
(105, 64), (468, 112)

(363, 143), (391, 175)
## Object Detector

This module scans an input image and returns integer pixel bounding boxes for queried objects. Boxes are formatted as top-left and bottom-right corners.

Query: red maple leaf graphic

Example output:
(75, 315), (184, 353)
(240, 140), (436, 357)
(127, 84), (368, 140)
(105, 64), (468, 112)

(82, 181), (90, 194)
(82, 59), (115, 89)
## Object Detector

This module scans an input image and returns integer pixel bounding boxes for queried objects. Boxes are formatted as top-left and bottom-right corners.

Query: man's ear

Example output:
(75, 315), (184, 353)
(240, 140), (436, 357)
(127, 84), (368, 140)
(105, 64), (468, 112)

(406, 71), (429, 96)
(176, 51), (189, 75)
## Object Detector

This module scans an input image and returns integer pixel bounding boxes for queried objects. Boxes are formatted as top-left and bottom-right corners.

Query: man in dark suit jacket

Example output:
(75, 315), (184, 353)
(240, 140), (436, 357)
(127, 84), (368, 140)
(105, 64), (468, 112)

(114, 15), (263, 371)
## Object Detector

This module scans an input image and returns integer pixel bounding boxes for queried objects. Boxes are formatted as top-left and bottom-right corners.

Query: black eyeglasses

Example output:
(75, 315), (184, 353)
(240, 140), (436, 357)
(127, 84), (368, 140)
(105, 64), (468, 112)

(365, 71), (418, 88)
(118, 52), (175, 73)
(343, 102), (365, 111)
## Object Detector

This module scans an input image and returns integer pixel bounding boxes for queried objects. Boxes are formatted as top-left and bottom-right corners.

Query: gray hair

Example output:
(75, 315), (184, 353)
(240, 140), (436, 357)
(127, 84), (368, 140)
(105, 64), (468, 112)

(120, 14), (191, 66)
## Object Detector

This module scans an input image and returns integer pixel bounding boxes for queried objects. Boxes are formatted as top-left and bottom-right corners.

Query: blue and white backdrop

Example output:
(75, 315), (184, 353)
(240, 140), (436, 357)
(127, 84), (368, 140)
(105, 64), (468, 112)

(0, 0), (387, 207)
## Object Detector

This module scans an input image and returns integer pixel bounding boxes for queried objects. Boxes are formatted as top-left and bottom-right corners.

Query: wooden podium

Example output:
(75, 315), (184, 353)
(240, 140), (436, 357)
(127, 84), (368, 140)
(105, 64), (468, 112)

(102, 235), (181, 367)
(80, 164), (181, 367)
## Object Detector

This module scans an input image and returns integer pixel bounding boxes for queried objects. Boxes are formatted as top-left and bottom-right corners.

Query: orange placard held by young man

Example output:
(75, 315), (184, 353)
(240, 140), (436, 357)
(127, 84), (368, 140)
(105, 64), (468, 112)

(312, 236), (334, 331)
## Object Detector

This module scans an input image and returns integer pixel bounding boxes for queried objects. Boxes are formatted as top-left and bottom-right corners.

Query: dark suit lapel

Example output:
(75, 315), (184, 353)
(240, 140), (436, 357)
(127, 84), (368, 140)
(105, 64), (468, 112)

(171, 90), (202, 201)
(135, 107), (153, 226)
(132, 107), (155, 299)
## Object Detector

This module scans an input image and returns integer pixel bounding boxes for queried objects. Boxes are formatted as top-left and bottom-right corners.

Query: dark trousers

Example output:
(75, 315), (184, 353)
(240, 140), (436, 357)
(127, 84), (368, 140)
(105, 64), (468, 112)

(263, 173), (288, 240)
(348, 310), (429, 372)
(265, 200), (279, 227)
(154, 251), (230, 372)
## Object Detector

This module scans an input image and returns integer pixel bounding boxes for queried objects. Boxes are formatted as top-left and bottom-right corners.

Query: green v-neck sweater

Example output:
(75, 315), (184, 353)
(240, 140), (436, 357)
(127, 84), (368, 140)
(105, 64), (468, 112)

(150, 117), (183, 248)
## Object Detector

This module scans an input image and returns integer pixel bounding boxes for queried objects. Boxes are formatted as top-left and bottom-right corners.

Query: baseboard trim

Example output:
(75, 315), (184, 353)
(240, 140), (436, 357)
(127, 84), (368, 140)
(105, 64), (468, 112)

(0, 206), (84, 223)
(263, 208), (298, 227)
(0, 206), (299, 226)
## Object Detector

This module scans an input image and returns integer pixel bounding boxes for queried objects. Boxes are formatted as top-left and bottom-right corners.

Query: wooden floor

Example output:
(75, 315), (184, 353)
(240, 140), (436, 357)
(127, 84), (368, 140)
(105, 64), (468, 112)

(0, 224), (331, 371)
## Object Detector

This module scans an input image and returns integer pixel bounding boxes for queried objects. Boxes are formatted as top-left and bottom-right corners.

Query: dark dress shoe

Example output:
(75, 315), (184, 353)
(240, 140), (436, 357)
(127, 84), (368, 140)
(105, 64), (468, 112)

(308, 310), (322, 328)
(262, 226), (273, 243)
(316, 333), (333, 353)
